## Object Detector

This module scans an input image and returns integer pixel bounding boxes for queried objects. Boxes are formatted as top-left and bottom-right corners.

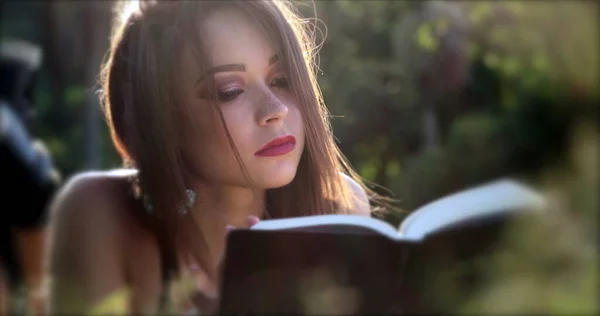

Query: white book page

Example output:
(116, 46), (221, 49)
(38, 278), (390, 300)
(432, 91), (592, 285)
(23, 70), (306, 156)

(397, 179), (546, 241)
(251, 214), (400, 240)
(250, 179), (546, 242)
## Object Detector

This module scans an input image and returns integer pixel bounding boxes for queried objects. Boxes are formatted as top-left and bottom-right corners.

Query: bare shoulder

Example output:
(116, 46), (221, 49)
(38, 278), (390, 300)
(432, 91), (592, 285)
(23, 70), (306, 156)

(48, 170), (135, 234)
(46, 170), (136, 312)
(340, 172), (371, 216)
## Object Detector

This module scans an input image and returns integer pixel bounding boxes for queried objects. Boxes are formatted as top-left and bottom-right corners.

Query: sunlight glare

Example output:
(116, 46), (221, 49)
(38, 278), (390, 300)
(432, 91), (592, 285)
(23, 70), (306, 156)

(120, 0), (140, 25)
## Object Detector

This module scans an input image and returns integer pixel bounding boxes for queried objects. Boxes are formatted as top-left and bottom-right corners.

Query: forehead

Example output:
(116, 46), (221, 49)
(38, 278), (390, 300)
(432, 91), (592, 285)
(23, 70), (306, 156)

(198, 9), (275, 68)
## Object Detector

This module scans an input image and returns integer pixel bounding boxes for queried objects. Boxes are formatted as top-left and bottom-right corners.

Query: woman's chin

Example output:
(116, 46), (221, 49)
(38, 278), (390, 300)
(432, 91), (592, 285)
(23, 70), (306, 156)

(257, 167), (298, 189)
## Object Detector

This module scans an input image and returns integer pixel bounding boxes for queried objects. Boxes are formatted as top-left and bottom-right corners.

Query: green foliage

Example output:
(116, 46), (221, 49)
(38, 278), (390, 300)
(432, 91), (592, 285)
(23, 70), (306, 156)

(462, 125), (599, 313)
(89, 288), (130, 315)
(416, 23), (439, 52)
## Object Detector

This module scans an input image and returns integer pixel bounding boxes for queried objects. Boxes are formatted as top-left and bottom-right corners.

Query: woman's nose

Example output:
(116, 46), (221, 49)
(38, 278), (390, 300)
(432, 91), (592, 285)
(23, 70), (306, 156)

(256, 90), (289, 126)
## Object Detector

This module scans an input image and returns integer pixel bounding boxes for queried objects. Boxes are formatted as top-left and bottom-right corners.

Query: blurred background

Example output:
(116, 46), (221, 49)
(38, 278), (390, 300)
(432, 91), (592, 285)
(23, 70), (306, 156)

(1, 0), (598, 314)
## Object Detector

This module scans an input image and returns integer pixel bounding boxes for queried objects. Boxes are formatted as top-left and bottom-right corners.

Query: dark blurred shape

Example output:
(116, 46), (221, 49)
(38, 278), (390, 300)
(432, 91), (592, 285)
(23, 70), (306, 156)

(0, 38), (41, 127)
(0, 38), (61, 314)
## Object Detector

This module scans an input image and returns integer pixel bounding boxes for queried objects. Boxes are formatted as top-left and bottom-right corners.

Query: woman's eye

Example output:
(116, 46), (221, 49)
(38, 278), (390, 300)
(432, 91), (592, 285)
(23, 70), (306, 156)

(270, 76), (290, 88)
(217, 88), (244, 102)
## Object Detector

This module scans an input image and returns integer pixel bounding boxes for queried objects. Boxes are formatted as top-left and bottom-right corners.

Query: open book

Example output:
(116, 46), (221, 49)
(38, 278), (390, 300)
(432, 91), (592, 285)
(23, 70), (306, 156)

(219, 178), (547, 314)
(250, 178), (546, 241)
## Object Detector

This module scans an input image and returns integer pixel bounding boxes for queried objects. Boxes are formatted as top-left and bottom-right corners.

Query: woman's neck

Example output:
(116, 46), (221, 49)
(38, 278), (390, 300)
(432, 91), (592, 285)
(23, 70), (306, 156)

(191, 182), (265, 224)
(188, 182), (265, 267)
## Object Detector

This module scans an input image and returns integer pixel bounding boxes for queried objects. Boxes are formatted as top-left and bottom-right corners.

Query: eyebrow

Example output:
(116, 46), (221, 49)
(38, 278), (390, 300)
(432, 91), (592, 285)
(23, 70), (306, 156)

(195, 53), (280, 86)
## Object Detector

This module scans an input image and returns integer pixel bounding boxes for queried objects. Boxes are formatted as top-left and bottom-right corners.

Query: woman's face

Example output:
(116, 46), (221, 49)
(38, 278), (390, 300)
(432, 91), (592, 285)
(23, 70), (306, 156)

(179, 8), (305, 189)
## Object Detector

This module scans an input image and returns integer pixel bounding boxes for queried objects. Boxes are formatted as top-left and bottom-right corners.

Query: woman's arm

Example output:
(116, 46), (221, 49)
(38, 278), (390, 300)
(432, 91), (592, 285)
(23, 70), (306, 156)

(45, 175), (128, 314)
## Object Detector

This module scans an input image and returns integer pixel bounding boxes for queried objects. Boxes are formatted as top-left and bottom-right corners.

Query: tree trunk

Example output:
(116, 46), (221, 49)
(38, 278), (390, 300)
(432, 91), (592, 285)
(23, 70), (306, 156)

(81, 1), (111, 169)
(40, 1), (67, 131)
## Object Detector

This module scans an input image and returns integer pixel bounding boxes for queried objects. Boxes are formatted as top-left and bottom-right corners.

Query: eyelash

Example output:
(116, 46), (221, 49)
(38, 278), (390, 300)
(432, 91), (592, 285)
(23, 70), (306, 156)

(216, 75), (291, 103)
(270, 75), (290, 89)
(217, 88), (244, 103)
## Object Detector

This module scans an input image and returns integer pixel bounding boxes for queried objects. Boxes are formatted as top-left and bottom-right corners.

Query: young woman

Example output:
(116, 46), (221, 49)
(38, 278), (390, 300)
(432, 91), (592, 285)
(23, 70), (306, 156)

(45, 0), (390, 314)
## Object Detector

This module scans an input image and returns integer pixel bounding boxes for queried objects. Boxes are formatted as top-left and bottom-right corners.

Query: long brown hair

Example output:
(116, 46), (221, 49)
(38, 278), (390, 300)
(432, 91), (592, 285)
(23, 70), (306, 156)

(100, 0), (392, 281)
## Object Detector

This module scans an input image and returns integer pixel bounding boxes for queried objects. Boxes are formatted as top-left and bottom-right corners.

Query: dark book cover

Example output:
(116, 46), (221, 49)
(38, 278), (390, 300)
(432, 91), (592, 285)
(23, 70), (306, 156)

(218, 212), (519, 314)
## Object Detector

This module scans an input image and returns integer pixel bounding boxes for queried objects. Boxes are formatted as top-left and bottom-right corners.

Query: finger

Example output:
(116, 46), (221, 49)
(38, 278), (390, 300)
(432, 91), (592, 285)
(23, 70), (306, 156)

(247, 215), (260, 227)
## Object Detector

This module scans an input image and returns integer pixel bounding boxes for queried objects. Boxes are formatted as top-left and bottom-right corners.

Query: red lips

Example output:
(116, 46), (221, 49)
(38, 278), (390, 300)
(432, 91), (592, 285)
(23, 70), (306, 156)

(255, 135), (296, 157)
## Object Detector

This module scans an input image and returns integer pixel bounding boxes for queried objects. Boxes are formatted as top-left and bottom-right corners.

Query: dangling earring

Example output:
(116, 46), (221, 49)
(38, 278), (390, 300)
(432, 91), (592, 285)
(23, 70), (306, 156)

(178, 189), (197, 215)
